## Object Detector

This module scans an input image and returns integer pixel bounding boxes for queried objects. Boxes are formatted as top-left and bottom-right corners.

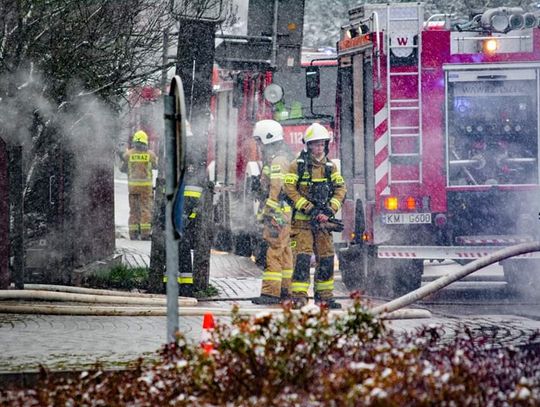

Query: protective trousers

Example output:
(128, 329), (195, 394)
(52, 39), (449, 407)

(290, 222), (335, 301)
(128, 185), (153, 240)
(261, 215), (293, 298)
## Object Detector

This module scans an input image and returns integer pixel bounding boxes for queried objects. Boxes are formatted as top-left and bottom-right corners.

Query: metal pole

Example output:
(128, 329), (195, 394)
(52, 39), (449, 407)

(164, 94), (179, 343)
(271, 0), (279, 68)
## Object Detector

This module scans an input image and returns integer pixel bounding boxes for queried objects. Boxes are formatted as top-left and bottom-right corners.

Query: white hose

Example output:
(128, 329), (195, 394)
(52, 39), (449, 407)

(23, 284), (166, 298)
(372, 241), (540, 315)
(0, 290), (197, 306)
(0, 303), (430, 319)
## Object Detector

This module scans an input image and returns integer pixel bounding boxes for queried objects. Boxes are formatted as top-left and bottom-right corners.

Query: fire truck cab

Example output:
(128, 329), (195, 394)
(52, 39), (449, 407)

(337, 2), (540, 297)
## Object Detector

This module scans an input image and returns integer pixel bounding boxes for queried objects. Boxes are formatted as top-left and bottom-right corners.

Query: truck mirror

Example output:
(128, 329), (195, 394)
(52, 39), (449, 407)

(305, 66), (320, 99)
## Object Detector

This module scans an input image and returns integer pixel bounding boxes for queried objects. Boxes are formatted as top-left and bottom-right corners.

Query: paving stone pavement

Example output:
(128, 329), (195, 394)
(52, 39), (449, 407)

(0, 314), (202, 373)
(2, 240), (539, 374)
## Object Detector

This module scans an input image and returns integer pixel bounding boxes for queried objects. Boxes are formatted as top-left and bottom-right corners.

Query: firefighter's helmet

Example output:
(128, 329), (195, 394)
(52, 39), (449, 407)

(303, 123), (331, 144)
(253, 119), (284, 145)
(132, 130), (149, 145)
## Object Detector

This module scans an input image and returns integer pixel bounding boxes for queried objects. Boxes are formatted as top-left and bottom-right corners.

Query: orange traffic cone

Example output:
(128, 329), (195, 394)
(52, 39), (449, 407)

(201, 312), (216, 355)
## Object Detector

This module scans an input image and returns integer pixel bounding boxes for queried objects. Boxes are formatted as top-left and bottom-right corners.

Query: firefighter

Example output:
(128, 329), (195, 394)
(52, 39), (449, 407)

(162, 121), (199, 297)
(252, 119), (294, 305)
(284, 123), (346, 309)
(123, 130), (158, 240)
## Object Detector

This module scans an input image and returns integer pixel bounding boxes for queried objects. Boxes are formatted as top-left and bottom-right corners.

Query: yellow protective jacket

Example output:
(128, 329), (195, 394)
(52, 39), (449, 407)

(284, 153), (346, 221)
(123, 148), (158, 188)
(261, 153), (292, 223)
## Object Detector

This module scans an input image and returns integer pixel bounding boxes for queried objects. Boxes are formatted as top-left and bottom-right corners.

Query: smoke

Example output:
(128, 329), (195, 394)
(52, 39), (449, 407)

(0, 68), (120, 272)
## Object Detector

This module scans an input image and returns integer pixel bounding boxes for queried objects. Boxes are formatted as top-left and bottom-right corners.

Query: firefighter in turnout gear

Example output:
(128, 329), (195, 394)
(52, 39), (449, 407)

(284, 123), (346, 309)
(252, 120), (294, 305)
(123, 130), (158, 240)
(162, 121), (199, 297)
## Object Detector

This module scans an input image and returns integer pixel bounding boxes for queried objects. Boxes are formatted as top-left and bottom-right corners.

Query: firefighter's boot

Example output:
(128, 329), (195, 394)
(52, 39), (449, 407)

(291, 297), (308, 309)
(129, 226), (140, 240)
(290, 253), (311, 309)
(252, 294), (281, 305)
(315, 298), (342, 309)
(280, 288), (290, 300)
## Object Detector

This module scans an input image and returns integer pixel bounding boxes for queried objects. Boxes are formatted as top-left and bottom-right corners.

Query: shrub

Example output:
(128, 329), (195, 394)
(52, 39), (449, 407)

(83, 264), (148, 290)
(2, 299), (540, 406)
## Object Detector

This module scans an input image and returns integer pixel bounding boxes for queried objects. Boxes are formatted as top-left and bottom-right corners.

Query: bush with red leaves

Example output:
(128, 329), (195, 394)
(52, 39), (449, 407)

(2, 300), (539, 406)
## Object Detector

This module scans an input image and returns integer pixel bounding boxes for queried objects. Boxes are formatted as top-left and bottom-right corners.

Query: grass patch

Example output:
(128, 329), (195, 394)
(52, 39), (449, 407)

(83, 264), (149, 291)
(193, 283), (219, 298)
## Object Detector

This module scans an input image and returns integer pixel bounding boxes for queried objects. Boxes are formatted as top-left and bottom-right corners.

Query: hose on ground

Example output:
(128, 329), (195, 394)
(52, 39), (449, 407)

(0, 303), (431, 319)
(372, 241), (540, 315)
(0, 290), (197, 306)
(23, 284), (166, 298)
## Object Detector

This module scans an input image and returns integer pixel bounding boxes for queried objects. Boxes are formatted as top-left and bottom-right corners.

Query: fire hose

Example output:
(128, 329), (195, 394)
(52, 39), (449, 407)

(0, 285), (427, 319)
(372, 241), (540, 315)
(0, 290), (197, 306)
(0, 303), (430, 319)
(5, 242), (536, 318)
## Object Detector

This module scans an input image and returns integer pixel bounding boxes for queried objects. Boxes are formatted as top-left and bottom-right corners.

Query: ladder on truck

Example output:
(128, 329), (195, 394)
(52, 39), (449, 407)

(385, 3), (423, 185)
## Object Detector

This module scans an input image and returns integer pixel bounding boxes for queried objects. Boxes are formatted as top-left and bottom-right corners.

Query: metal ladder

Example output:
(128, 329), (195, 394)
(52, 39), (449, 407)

(386, 3), (423, 185)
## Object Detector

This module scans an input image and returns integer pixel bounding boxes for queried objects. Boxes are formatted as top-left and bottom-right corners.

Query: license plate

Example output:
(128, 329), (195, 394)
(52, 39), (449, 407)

(381, 213), (432, 224)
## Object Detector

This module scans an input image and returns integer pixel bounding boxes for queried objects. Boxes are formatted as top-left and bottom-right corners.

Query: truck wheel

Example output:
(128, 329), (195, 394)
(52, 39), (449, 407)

(392, 259), (423, 297)
(502, 259), (540, 297)
(338, 245), (365, 291)
(367, 256), (394, 298)
(367, 258), (423, 298)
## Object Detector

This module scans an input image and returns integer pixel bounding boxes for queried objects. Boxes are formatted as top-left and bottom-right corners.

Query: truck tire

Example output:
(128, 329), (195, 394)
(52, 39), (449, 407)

(367, 257), (423, 298)
(502, 259), (540, 297)
(392, 259), (423, 297)
(338, 245), (365, 290)
(368, 256), (394, 298)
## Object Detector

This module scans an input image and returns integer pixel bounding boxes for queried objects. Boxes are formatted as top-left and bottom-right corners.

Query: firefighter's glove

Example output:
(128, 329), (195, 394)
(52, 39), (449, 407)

(315, 213), (330, 223)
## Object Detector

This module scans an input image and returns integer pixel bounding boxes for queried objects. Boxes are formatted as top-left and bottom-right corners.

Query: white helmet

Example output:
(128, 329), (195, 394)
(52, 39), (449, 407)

(303, 123), (331, 144)
(253, 119), (284, 145)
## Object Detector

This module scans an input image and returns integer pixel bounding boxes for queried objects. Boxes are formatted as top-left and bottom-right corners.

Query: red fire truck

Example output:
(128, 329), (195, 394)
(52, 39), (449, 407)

(336, 3), (540, 297)
(124, 86), (162, 154)
(209, 54), (338, 257)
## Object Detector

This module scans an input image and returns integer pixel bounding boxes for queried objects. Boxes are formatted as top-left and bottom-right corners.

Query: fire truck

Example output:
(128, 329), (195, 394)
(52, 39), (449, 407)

(122, 86), (162, 155)
(335, 2), (540, 297)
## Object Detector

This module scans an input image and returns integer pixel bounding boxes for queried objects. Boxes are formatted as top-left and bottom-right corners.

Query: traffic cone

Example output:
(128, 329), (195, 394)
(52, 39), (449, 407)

(201, 312), (215, 355)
